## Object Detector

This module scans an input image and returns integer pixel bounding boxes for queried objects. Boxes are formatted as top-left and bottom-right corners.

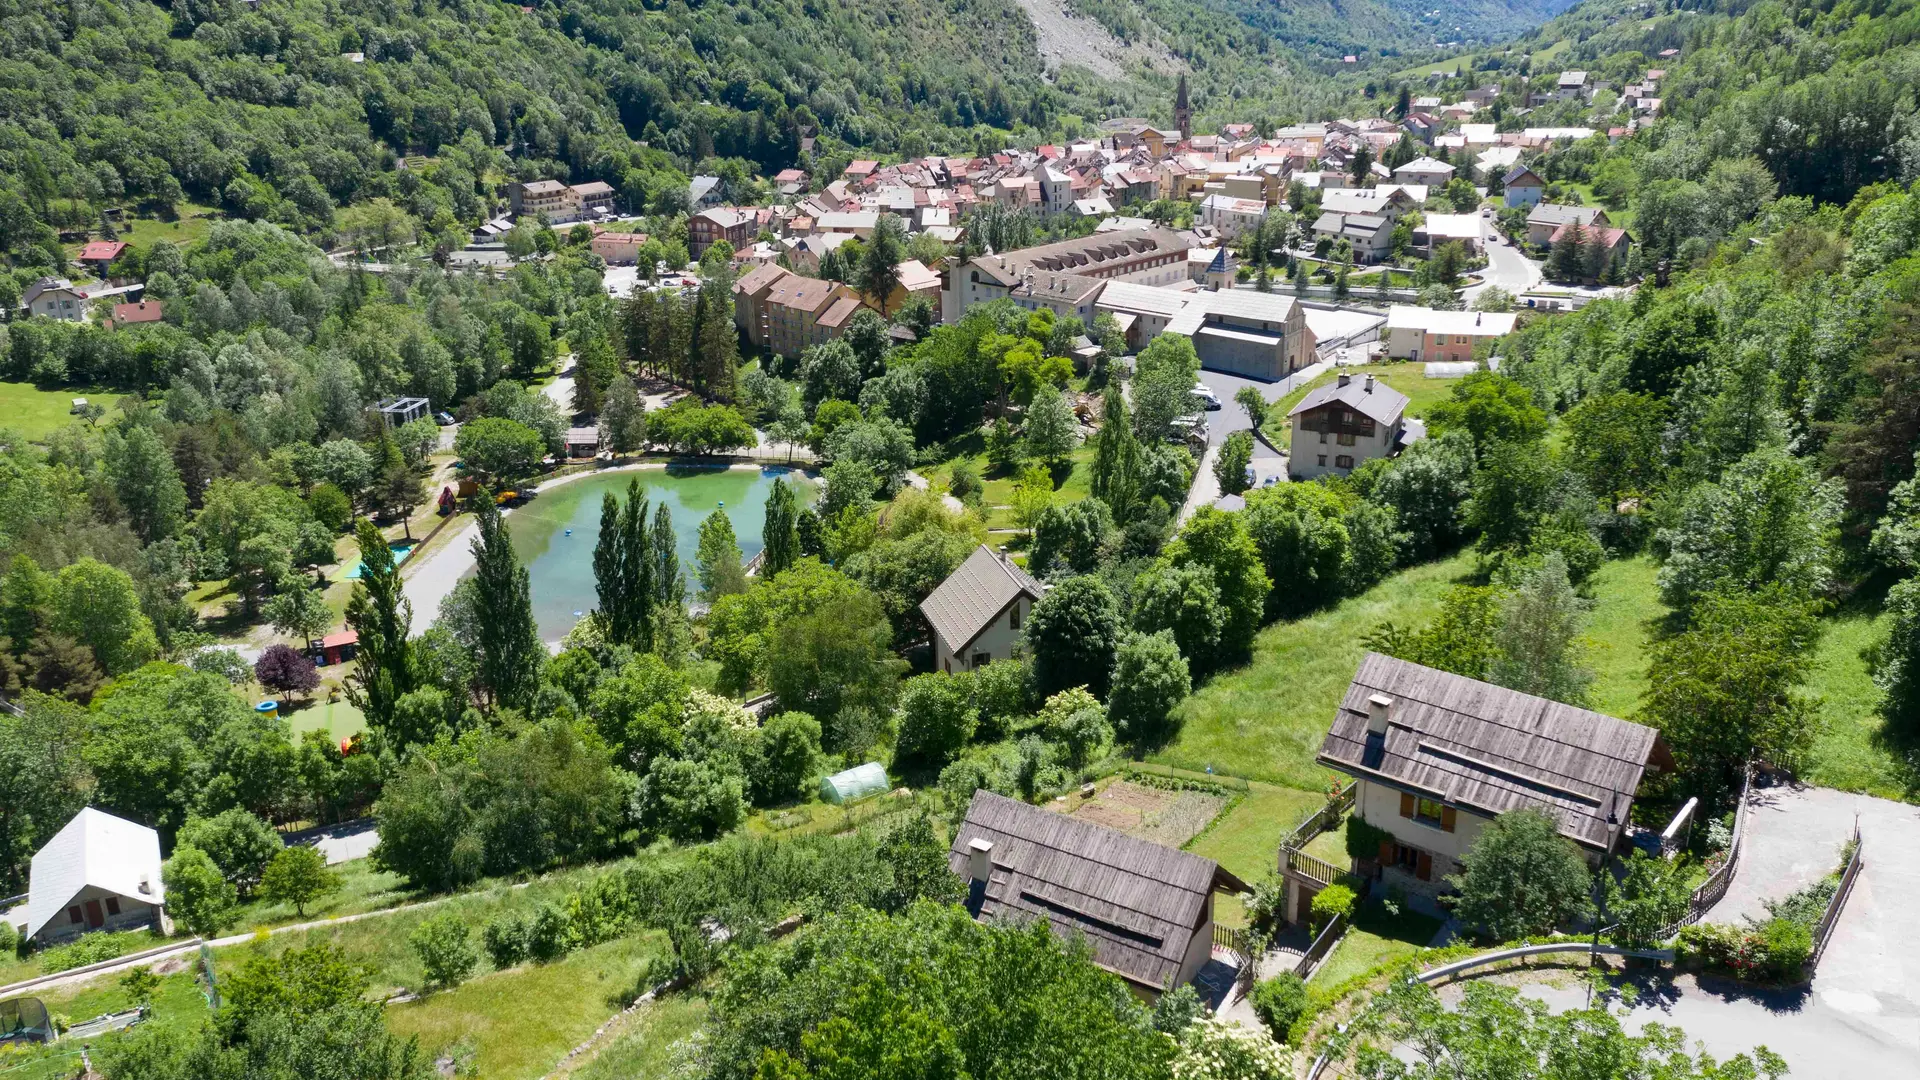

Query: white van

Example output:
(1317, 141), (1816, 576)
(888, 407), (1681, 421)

(1191, 382), (1221, 411)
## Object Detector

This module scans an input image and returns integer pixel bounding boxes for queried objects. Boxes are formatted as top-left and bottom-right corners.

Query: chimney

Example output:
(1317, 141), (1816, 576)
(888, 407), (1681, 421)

(1366, 693), (1395, 735)
(1337, 372), (1351, 388)
(1476, 311), (1483, 326)
(967, 837), (995, 882)
(1364, 374), (1375, 393)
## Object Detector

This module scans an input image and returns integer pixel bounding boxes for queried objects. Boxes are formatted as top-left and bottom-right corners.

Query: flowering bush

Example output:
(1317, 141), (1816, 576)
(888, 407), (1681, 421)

(1170, 1016), (1289, 1080)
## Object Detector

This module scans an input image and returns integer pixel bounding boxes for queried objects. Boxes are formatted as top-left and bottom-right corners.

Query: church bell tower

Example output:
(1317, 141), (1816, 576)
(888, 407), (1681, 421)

(1174, 74), (1192, 140)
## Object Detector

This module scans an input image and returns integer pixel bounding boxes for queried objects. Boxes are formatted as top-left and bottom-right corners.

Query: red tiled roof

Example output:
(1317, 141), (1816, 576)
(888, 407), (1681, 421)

(78, 240), (126, 262)
(111, 301), (164, 325)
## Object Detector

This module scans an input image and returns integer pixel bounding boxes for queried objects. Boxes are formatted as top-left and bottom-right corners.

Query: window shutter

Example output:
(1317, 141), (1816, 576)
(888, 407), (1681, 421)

(1441, 806), (1457, 833)
(1416, 851), (1432, 881)
(1399, 792), (1415, 818)
(1378, 840), (1393, 864)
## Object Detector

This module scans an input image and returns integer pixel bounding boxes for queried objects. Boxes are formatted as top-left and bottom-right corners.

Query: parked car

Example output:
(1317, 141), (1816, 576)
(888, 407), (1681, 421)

(434, 411), (457, 425)
(1191, 382), (1222, 411)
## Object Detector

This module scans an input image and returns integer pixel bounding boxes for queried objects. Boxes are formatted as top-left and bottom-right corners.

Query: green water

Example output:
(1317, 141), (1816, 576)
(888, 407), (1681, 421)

(508, 465), (815, 642)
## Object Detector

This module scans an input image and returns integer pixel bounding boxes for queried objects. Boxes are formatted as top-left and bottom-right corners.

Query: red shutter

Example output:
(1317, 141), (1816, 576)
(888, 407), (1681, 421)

(1399, 792), (1415, 819)
(1415, 852), (1432, 882)
(1441, 806), (1457, 833)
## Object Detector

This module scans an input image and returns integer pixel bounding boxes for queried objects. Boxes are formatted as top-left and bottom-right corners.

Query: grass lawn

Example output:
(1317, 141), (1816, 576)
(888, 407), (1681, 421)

(920, 442), (1096, 531)
(1802, 606), (1919, 801)
(1185, 783), (1326, 927)
(571, 992), (710, 1080)
(1262, 362), (1455, 446)
(286, 697), (369, 742)
(108, 202), (223, 253)
(226, 856), (408, 930)
(1301, 816), (1352, 867)
(1153, 553), (1476, 788)
(386, 932), (668, 1080)
(1310, 902), (1443, 986)
(0, 382), (128, 443)
(1582, 555), (1664, 719)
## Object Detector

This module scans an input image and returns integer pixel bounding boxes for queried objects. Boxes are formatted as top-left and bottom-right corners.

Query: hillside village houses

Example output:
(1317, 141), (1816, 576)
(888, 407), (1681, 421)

(1385, 306), (1519, 363)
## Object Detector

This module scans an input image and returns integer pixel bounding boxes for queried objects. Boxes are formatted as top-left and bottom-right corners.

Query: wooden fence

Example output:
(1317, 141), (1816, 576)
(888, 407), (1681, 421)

(1285, 849), (1349, 887)
(1212, 922), (1252, 958)
(1656, 765), (1754, 940)
(1280, 785), (1357, 855)
(1809, 821), (1865, 972)
(1293, 912), (1350, 980)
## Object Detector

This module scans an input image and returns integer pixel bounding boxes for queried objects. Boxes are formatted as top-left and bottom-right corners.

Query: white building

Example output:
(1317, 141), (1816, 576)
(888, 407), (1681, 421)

(1392, 156), (1456, 188)
(1287, 371), (1416, 480)
(1385, 305), (1518, 362)
(21, 808), (167, 945)
(919, 545), (1045, 674)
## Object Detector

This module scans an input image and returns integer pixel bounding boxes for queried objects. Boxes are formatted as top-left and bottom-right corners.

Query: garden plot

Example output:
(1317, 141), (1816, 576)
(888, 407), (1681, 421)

(1066, 779), (1228, 848)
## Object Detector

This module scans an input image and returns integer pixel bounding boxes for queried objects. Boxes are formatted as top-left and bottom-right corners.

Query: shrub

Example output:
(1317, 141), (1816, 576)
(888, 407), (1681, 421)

(483, 912), (530, 969)
(1151, 983), (1205, 1034)
(1244, 875), (1286, 931)
(162, 844), (237, 938)
(1310, 882), (1356, 931)
(177, 808), (282, 899)
(1250, 972), (1309, 1039)
(526, 901), (574, 961)
(1757, 916), (1814, 981)
(410, 910), (479, 991)
(1345, 816), (1392, 863)
(259, 846), (340, 917)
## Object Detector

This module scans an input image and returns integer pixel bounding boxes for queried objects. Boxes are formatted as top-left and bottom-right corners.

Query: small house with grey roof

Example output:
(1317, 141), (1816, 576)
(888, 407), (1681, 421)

(1306, 653), (1668, 917)
(949, 790), (1250, 1000)
(919, 545), (1044, 674)
(1287, 371), (1418, 480)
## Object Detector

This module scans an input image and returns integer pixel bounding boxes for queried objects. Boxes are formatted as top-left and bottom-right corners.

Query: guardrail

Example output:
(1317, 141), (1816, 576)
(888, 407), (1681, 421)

(1294, 913), (1350, 980)
(1809, 821), (1864, 972)
(1656, 764), (1754, 939)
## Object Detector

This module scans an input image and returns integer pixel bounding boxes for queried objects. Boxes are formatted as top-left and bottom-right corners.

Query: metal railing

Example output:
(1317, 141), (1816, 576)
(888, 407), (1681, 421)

(1293, 912), (1350, 979)
(1656, 764), (1754, 939)
(1809, 821), (1864, 972)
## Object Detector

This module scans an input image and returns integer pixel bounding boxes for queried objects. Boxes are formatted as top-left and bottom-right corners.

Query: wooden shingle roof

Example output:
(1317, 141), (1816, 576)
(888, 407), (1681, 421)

(918, 545), (1042, 653)
(949, 791), (1248, 992)
(1317, 653), (1664, 850)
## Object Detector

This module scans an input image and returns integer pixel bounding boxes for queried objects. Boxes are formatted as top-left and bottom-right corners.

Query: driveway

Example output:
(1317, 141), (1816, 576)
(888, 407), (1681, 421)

(1179, 363), (1330, 521)
(1462, 232), (1540, 305)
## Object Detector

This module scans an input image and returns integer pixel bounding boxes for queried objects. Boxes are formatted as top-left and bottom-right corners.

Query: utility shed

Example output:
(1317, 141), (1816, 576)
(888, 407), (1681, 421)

(949, 790), (1249, 1001)
(820, 762), (890, 804)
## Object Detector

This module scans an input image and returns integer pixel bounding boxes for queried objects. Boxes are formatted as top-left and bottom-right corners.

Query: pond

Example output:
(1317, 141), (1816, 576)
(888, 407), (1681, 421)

(508, 465), (815, 642)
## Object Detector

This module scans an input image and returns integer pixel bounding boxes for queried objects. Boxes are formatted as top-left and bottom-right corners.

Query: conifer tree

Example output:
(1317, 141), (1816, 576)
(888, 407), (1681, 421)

(763, 479), (799, 577)
(1089, 382), (1142, 523)
(345, 519), (415, 734)
(469, 493), (541, 710)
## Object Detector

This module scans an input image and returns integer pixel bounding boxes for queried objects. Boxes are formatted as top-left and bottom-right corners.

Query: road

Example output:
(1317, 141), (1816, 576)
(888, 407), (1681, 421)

(1463, 230), (1541, 305)
(1178, 361), (1334, 521)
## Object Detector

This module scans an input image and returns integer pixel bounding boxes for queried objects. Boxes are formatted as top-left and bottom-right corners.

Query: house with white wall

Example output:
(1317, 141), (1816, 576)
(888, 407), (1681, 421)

(920, 545), (1044, 674)
(20, 808), (167, 945)
(1305, 654), (1667, 918)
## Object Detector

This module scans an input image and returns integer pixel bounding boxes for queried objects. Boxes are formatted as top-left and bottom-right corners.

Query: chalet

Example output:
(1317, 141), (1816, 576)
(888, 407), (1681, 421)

(921, 545), (1044, 673)
(21, 277), (95, 322)
(21, 809), (166, 945)
(1525, 204), (1611, 247)
(1503, 166), (1546, 208)
(76, 240), (127, 276)
(1384, 305), (1517, 362)
(949, 790), (1250, 1001)
(688, 175), (723, 208)
(1401, 112), (1440, 143)
(1310, 654), (1667, 915)
(1287, 372), (1415, 480)
(1556, 70), (1591, 101)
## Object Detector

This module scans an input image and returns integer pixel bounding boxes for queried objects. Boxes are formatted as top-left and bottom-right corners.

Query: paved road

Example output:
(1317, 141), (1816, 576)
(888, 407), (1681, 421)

(1179, 362), (1333, 521)
(1463, 231), (1541, 305)
(1709, 780), (1865, 926)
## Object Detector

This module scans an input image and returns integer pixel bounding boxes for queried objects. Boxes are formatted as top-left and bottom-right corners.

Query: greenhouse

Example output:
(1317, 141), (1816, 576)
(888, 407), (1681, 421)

(820, 762), (890, 804)
(0, 996), (53, 1045)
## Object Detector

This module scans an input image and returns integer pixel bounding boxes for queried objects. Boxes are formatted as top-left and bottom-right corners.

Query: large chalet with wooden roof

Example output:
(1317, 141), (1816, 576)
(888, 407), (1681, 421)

(1307, 653), (1669, 914)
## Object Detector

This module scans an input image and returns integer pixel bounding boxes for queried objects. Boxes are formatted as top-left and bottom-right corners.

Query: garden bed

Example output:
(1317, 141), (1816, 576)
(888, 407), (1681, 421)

(1065, 778), (1229, 848)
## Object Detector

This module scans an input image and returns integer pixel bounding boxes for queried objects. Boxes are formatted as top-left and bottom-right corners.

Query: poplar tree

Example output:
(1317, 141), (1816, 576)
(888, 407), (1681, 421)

(652, 501), (684, 608)
(345, 519), (415, 734)
(1090, 381), (1142, 522)
(470, 491), (542, 710)
(763, 479), (799, 577)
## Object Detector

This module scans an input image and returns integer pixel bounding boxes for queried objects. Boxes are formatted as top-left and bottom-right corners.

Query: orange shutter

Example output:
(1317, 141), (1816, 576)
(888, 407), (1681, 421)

(1378, 840), (1393, 864)
(1441, 806), (1457, 833)
(1399, 792), (1415, 818)
(1416, 851), (1432, 881)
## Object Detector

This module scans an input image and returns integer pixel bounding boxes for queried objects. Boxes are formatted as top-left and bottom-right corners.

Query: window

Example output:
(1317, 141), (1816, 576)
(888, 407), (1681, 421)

(105, 896), (121, 917)
(1337, 432), (1356, 446)
(1320, 431), (1328, 444)
(1317, 455), (1328, 466)
(970, 652), (990, 669)
(69, 906), (83, 924)
(1009, 603), (1021, 630)
(1415, 798), (1445, 825)
(1335, 455), (1354, 469)
(1389, 843), (1420, 872)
